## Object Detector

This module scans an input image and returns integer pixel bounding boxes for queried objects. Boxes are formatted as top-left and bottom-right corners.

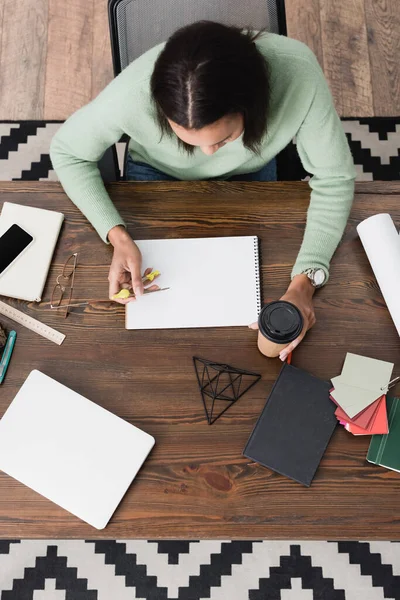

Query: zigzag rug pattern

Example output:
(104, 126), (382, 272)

(1, 540), (400, 599)
(1, 118), (399, 181)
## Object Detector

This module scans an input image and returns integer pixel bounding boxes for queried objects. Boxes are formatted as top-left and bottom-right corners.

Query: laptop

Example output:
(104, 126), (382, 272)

(0, 370), (155, 529)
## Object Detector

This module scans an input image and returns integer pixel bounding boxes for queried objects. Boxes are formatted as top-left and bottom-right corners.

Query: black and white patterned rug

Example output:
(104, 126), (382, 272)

(278, 117), (400, 181)
(0, 118), (399, 181)
(1, 539), (400, 599)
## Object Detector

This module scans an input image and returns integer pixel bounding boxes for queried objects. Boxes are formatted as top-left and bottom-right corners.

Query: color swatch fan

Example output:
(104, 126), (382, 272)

(329, 353), (393, 435)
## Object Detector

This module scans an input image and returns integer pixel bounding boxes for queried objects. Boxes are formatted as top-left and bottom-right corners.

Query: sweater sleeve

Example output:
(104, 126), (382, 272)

(50, 80), (129, 243)
(291, 68), (356, 282)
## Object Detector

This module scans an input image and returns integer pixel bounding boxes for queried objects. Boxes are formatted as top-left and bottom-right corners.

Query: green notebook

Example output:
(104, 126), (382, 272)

(367, 397), (400, 472)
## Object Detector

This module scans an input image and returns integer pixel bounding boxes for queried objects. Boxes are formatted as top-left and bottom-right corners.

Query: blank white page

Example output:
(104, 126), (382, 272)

(126, 236), (261, 330)
(0, 370), (155, 529)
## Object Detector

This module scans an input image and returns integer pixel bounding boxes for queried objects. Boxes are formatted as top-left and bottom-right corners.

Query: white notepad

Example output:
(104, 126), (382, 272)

(126, 236), (261, 330)
(0, 202), (64, 302)
(0, 370), (155, 529)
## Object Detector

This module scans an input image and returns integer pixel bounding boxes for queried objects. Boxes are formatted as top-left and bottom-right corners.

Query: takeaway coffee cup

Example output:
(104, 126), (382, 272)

(257, 300), (304, 358)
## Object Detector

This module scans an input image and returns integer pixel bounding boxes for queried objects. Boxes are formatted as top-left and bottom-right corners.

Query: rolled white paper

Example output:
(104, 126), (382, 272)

(357, 213), (400, 336)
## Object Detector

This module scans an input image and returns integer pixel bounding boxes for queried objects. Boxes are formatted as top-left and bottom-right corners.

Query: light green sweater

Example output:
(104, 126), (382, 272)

(50, 34), (356, 279)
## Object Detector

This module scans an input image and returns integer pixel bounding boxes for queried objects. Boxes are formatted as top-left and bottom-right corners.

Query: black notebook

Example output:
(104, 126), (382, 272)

(243, 363), (337, 486)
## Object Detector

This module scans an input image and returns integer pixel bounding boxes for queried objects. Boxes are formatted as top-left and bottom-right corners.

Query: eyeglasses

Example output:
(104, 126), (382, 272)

(50, 253), (86, 318)
(50, 254), (169, 316)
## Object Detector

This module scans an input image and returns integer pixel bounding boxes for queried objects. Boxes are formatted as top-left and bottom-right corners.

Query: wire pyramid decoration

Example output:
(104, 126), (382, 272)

(193, 357), (262, 424)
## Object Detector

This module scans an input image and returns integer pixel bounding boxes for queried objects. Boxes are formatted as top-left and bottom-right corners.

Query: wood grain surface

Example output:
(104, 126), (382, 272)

(286, 0), (400, 117)
(44, 0), (93, 120)
(0, 0), (48, 120)
(0, 181), (399, 539)
(284, 0), (324, 68)
(365, 0), (400, 116)
(319, 0), (373, 116)
(0, 0), (114, 120)
(91, 0), (114, 99)
(1, 1), (400, 120)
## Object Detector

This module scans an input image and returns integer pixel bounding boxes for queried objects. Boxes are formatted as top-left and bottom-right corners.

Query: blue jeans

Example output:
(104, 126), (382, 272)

(125, 155), (277, 181)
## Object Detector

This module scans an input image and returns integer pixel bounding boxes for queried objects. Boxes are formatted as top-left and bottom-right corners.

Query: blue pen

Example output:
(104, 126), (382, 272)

(0, 331), (17, 384)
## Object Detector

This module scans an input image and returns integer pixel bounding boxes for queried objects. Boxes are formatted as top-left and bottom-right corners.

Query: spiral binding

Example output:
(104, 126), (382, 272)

(254, 236), (262, 315)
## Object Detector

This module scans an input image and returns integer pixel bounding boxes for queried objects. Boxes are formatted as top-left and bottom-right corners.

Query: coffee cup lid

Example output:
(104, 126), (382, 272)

(258, 301), (303, 344)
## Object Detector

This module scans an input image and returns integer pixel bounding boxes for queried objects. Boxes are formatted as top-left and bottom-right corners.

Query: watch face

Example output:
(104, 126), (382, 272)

(314, 269), (325, 286)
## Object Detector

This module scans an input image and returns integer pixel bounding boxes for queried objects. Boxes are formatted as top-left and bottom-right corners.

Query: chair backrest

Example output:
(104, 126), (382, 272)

(108, 0), (286, 75)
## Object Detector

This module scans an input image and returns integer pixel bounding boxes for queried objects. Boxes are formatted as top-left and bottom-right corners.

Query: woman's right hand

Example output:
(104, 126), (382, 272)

(108, 225), (144, 304)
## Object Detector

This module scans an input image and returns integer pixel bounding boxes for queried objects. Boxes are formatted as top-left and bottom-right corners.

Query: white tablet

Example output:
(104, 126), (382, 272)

(0, 370), (155, 529)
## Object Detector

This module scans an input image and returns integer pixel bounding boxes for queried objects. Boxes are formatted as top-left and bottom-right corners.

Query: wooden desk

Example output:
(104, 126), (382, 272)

(0, 181), (399, 539)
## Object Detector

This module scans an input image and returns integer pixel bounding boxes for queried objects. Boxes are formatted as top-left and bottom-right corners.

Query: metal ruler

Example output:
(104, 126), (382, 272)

(0, 301), (65, 345)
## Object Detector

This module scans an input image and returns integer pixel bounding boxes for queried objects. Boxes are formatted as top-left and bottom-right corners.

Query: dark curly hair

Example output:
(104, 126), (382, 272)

(150, 21), (270, 154)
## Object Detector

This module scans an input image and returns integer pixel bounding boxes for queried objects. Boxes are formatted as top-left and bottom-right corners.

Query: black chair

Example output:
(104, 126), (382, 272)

(99, 0), (287, 181)
(108, 0), (286, 76)
(98, 144), (121, 183)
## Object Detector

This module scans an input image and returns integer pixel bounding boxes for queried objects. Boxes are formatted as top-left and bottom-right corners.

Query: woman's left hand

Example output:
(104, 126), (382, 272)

(278, 274), (316, 361)
(248, 274), (317, 358)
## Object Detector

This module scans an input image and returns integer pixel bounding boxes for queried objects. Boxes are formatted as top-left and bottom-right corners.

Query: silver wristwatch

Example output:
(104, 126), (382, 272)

(302, 268), (326, 288)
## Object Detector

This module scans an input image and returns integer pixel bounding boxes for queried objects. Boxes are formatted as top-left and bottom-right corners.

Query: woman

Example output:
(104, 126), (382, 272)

(50, 21), (355, 358)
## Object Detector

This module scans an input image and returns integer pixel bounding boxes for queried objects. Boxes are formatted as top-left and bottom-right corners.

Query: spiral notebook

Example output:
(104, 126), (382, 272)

(126, 236), (261, 329)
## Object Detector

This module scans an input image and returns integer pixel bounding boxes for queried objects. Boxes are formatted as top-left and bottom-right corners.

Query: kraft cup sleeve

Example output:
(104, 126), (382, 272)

(357, 213), (400, 336)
